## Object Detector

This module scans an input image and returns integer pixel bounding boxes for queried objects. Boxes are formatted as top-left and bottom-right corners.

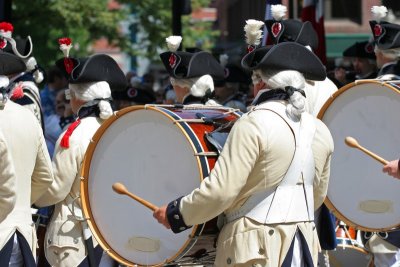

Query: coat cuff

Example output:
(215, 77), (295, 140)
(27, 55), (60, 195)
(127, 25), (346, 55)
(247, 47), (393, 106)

(167, 196), (191, 233)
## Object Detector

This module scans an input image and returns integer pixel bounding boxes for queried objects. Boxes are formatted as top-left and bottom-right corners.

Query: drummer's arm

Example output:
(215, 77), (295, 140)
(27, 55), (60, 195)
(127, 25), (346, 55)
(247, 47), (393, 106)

(31, 127), (54, 204)
(0, 137), (16, 222)
(165, 116), (262, 233)
(313, 123), (334, 210)
(35, 137), (81, 207)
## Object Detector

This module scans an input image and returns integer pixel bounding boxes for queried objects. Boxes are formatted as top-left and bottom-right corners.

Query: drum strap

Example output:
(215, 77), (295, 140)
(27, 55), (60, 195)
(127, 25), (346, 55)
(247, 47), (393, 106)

(225, 102), (316, 224)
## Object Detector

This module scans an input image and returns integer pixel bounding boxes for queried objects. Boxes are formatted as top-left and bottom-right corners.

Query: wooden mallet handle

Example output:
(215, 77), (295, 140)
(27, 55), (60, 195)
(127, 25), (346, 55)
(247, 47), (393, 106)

(344, 136), (389, 165)
(112, 182), (158, 211)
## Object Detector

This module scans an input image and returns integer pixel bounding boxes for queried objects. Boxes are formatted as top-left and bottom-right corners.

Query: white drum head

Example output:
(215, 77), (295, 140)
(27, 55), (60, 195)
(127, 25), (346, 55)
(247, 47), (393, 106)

(319, 81), (400, 231)
(82, 107), (207, 265)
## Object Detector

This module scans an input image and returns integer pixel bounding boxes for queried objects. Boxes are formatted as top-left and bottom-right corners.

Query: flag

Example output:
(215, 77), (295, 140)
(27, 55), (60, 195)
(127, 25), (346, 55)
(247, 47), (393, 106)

(301, 0), (327, 64)
(262, 0), (282, 46)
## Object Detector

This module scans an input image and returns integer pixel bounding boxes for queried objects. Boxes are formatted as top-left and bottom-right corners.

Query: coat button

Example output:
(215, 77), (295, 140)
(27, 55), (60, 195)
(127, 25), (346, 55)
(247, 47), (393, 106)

(174, 214), (180, 220)
(73, 238), (79, 244)
(47, 239), (52, 245)
(173, 200), (178, 207)
(268, 229), (274, 235)
(226, 258), (232, 264)
(258, 248), (265, 255)
(179, 226), (186, 231)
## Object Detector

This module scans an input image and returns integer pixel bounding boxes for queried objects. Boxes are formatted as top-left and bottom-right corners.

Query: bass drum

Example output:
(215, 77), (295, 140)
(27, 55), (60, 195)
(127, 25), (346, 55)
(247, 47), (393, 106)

(318, 80), (400, 231)
(80, 105), (241, 266)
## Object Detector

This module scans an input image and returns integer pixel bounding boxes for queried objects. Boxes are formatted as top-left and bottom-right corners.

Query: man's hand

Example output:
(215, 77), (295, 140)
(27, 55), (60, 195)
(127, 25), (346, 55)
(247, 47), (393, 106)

(383, 159), (400, 179)
(153, 205), (171, 229)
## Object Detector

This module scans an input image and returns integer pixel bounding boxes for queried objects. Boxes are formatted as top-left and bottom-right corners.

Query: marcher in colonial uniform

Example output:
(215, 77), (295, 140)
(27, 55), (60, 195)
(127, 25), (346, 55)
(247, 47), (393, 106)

(360, 6), (400, 267)
(154, 41), (334, 267)
(370, 5), (400, 80)
(0, 49), (54, 266)
(265, 4), (338, 117)
(0, 22), (45, 128)
(35, 38), (127, 267)
(160, 36), (224, 106)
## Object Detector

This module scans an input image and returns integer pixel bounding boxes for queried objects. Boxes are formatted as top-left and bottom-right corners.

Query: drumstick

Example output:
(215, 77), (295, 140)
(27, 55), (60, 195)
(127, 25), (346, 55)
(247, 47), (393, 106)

(344, 136), (388, 165)
(112, 182), (158, 211)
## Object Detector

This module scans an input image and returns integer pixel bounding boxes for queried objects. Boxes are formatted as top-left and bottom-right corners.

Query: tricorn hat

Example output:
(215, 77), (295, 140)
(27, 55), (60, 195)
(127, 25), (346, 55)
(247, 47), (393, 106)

(160, 35), (224, 79)
(56, 54), (128, 91)
(241, 42), (326, 81)
(265, 20), (318, 50)
(160, 51), (224, 79)
(264, 4), (318, 50)
(0, 50), (26, 75)
(370, 20), (400, 50)
(343, 41), (376, 60)
(369, 5), (400, 50)
(3, 37), (32, 58)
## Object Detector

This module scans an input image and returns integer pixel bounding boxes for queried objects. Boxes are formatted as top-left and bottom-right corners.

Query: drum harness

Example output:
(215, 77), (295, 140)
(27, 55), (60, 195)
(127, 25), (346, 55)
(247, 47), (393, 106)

(224, 101), (316, 225)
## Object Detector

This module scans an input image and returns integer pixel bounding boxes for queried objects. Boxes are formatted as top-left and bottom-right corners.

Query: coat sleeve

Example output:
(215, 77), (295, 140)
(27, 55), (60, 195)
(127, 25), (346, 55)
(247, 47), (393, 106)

(31, 128), (55, 204)
(0, 134), (16, 222)
(176, 115), (263, 227)
(34, 135), (81, 207)
(313, 122), (334, 210)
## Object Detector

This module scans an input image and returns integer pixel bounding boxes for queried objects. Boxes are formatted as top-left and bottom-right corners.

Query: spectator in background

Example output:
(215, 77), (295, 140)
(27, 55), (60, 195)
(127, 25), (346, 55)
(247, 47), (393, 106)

(40, 66), (68, 117)
(44, 89), (71, 157)
(335, 40), (377, 86)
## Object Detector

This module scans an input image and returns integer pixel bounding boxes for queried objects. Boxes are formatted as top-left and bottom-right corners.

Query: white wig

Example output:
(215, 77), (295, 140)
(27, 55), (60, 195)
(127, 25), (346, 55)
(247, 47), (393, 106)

(375, 45), (400, 60)
(171, 74), (215, 105)
(259, 69), (306, 119)
(69, 81), (113, 120)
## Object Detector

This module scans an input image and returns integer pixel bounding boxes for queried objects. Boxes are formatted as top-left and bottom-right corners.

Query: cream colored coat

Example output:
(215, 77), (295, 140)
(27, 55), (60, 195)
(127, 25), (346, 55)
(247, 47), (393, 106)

(36, 117), (103, 267)
(304, 78), (338, 117)
(179, 100), (334, 266)
(0, 129), (16, 223)
(0, 101), (53, 257)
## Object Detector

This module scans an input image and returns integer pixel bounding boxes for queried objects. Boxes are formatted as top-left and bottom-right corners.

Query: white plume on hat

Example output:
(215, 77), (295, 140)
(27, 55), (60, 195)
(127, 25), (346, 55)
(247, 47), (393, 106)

(271, 4), (287, 21)
(219, 54), (229, 68)
(244, 19), (265, 46)
(371, 6), (388, 22)
(166, 36), (182, 52)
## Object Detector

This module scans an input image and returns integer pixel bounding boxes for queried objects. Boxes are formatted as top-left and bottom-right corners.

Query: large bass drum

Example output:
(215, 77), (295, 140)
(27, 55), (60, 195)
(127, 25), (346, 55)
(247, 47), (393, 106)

(80, 105), (241, 266)
(318, 80), (400, 231)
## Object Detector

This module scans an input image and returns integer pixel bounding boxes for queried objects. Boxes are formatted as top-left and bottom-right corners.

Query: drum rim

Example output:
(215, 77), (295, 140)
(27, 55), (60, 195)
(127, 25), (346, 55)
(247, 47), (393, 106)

(80, 105), (212, 266)
(335, 238), (369, 254)
(318, 80), (400, 232)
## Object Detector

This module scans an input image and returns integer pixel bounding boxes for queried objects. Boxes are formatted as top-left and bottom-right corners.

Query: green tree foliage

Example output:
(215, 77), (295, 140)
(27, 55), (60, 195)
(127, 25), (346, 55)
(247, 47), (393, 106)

(10, 0), (130, 69)
(120, 0), (219, 60)
(9, 0), (218, 70)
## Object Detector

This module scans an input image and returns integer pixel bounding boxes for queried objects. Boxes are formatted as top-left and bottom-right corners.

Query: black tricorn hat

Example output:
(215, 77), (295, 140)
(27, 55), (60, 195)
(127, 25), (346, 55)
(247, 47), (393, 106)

(0, 50), (26, 75)
(160, 51), (224, 79)
(265, 19), (318, 50)
(343, 41), (376, 60)
(112, 87), (156, 104)
(214, 64), (252, 87)
(241, 42), (326, 81)
(369, 20), (400, 50)
(56, 54), (128, 91)
(3, 37), (32, 58)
